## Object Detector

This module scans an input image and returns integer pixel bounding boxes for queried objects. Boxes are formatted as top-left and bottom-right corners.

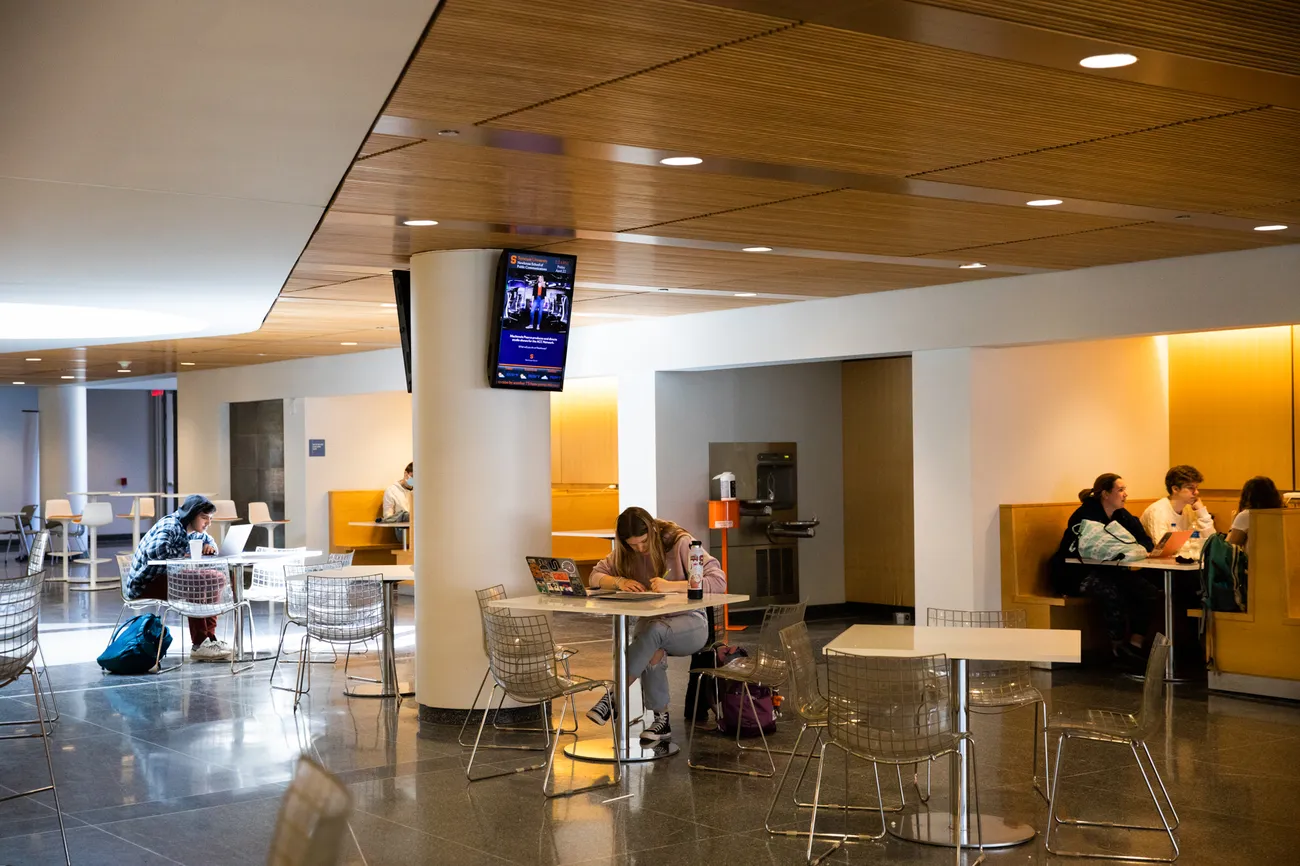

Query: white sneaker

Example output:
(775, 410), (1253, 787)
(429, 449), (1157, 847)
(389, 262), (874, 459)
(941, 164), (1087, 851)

(191, 638), (232, 662)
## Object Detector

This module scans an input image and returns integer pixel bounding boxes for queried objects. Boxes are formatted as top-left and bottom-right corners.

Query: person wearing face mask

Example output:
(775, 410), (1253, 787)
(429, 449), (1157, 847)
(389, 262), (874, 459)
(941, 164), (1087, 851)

(584, 507), (726, 744)
(382, 463), (413, 522)
(1050, 473), (1157, 665)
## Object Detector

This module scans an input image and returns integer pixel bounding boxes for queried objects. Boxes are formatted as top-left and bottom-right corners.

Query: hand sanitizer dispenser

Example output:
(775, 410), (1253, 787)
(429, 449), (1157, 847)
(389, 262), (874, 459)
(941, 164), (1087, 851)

(713, 471), (736, 500)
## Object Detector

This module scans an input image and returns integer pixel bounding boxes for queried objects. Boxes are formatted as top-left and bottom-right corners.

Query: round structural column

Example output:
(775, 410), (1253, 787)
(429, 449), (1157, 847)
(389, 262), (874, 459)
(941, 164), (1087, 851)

(22, 409), (40, 518)
(38, 385), (88, 514)
(410, 249), (552, 722)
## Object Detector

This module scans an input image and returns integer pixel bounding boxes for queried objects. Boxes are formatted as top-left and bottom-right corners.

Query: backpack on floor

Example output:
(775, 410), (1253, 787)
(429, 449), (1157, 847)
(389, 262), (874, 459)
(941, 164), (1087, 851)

(97, 614), (172, 675)
(685, 643), (745, 723)
(718, 680), (778, 738)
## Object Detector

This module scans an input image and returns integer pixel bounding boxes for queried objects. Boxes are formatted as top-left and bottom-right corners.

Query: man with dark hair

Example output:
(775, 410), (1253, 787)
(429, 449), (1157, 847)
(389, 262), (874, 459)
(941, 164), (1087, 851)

(1140, 464), (1215, 543)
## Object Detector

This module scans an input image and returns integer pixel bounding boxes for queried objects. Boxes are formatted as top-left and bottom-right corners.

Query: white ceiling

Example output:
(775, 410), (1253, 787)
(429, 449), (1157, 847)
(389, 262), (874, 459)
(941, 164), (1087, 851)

(0, 0), (440, 352)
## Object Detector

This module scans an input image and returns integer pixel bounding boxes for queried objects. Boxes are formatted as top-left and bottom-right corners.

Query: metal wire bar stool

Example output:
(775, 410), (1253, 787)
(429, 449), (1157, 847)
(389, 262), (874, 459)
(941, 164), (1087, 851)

(265, 754), (354, 866)
(688, 601), (806, 777)
(457, 585), (577, 750)
(927, 607), (1050, 801)
(289, 572), (387, 710)
(765, 622), (908, 840)
(1045, 634), (1178, 862)
(472, 610), (620, 797)
(0, 568), (70, 865)
(161, 562), (254, 675)
(808, 650), (985, 866)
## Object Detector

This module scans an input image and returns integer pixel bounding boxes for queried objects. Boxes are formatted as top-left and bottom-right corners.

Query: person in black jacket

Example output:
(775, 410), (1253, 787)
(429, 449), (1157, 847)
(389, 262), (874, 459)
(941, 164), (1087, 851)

(1050, 473), (1158, 663)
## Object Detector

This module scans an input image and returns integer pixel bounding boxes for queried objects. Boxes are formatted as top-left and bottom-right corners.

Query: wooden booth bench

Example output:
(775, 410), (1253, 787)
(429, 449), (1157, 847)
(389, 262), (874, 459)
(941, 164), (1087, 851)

(328, 490), (405, 565)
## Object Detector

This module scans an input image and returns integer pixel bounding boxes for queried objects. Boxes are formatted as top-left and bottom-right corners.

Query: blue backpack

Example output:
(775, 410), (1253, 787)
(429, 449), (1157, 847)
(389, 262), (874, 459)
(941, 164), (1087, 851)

(97, 614), (173, 675)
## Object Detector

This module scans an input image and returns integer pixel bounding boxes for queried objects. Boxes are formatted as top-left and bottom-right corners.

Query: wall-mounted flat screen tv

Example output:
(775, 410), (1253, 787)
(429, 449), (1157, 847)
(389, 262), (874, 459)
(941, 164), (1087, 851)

(487, 250), (576, 391)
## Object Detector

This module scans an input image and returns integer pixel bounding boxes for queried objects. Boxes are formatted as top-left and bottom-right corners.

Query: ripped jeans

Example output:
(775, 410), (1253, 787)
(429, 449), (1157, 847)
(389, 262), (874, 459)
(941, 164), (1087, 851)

(625, 612), (710, 712)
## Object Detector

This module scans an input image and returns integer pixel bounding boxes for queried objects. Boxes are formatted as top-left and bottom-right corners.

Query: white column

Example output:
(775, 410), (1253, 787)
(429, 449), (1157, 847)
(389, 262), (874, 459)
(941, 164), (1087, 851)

(22, 409), (40, 518)
(38, 385), (88, 515)
(616, 370), (657, 515)
(411, 249), (552, 716)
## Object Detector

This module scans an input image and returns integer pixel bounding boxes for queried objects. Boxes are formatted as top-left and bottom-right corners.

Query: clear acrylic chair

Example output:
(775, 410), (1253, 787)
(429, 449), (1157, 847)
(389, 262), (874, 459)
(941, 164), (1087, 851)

(472, 609), (620, 798)
(1046, 634), (1178, 862)
(765, 622), (908, 840)
(265, 754), (353, 866)
(808, 650), (984, 866)
(161, 563), (253, 675)
(457, 585), (578, 750)
(928, 607), (1050, 800)
(688, 601), (806, 777)
(0, 569), (70, 865)
(287, 572), (387, 709)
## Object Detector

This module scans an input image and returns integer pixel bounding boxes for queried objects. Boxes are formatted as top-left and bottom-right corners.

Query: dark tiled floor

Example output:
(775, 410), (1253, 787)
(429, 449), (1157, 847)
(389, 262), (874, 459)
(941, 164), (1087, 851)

(4, 549), (1300, 864)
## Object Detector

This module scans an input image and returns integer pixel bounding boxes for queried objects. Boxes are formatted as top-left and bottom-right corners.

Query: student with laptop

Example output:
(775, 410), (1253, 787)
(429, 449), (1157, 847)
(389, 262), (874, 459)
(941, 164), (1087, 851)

(123, 494), (230, 661)
(584, 507), (726, 744)
(1140, 464), (1215, 545)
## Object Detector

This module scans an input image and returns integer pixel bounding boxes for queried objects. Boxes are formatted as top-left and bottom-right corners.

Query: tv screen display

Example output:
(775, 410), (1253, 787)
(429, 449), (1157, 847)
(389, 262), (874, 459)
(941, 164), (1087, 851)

(392, 270), (412, 393)
(488, 250), (576, 391)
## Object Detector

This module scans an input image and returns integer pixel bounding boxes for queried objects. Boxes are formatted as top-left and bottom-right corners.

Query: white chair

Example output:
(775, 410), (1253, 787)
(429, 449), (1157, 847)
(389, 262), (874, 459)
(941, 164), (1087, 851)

(209, 499), (240, 544)
(246, 546), (307, 616)
(248, 501), (290, 548)
(71, 502), (115, 591)
(115, 497), (157, 547)
(114, 551), (167, 632)
(42, 499), (81, 581)
(159, 563), (253, 675)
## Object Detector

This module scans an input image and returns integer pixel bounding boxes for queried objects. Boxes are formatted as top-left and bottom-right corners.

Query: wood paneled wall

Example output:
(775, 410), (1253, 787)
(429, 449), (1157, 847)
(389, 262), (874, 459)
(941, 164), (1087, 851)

(550, 377), (619, 485)
(1168, 326), (1297, 492)
(842, 357), (915, 606)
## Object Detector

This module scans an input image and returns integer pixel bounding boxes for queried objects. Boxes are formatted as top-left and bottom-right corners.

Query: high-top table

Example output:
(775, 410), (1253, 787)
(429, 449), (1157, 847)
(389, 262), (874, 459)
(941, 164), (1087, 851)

(825, 624), (1080, 849)
(487, 591), (748, 763)
(348, 521), (411, 550)
(313, 565), (414, 699)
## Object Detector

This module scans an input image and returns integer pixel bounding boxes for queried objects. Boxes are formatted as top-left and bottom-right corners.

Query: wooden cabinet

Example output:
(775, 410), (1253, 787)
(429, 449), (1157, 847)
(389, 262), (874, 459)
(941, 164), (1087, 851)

(550, 377), (618, 485)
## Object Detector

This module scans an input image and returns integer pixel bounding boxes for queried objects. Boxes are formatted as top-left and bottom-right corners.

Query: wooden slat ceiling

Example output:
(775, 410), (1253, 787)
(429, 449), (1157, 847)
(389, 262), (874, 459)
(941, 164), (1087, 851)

(6, 0), (1297, 383)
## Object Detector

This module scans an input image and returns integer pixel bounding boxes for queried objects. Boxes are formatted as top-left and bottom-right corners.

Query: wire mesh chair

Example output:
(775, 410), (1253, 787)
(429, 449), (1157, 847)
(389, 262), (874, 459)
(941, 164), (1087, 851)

(265, 754), (353, 866)
(245, 547), (308, 624)
(113, 550), (168, 633)
(21, 531), (59, 722)
(765, 622), (908, 840)
(286, 572), (387, 709)
(927, 607), (1050, 801)
(1045, 634), (1178, 862)
(271, 563), (340, 688)
(327, 551), (355, 567)
(688, 601), (806, 777)
(457, 585), (578, 751)
(0, 569), (70, 865)
(162, 562), (252, 675)
(808, 650), (984, 866)
(472, 609), (619, 797)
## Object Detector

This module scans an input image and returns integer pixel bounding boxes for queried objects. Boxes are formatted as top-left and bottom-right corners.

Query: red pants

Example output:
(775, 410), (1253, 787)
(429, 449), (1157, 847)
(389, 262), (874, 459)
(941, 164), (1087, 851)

(135, 576), (219, 647)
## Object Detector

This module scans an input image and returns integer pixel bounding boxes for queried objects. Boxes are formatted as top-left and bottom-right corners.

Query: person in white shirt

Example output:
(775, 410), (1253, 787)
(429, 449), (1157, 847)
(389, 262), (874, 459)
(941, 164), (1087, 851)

(1140, 464), (1215, 544)
(1226, 475), (1283, 548)
(382, 462), (413, 521)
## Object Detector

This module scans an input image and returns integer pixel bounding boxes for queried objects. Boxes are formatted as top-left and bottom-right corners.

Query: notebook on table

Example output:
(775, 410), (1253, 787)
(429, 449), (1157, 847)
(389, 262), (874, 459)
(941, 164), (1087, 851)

(525, 556), (615, 597)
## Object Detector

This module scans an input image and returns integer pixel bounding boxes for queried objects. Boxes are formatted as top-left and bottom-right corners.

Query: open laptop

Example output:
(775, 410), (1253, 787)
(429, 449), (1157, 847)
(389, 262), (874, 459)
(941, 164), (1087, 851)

(1149, 529), (1193, 558)
(218, 522), (253, 557)
(525, 556), (616, 597)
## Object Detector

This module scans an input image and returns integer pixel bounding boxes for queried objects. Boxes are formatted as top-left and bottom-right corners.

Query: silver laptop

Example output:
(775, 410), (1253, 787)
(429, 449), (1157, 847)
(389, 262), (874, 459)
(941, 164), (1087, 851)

(219, 522), (253, 556)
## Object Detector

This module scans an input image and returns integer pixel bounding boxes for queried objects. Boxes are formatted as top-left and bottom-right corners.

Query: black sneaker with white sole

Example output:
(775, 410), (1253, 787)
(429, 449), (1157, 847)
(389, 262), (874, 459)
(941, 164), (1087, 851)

(640, 711), (672, 742)
(586, 692), (617, 725)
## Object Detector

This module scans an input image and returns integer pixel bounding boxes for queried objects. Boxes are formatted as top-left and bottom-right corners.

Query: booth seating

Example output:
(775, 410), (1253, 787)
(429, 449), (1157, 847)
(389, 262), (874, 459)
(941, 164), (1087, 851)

(328, 490), (402, 565)
(552, 485), (619, 581)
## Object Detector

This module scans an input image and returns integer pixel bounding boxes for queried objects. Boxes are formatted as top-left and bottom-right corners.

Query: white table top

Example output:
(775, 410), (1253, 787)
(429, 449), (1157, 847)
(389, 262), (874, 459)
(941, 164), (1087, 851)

(1067, 556), (1200, 572)
(67, 491), (116, 497)
(487, 592), (748, 616)
(825, 624), (1081, 664)
(314, 565), (413, 582)
(551, 530), (617, 539)
(111, 492), (164, 497)
(348, 521), (410, 528)
(156, 493), (214, 499)
(147, 551), (322, 566)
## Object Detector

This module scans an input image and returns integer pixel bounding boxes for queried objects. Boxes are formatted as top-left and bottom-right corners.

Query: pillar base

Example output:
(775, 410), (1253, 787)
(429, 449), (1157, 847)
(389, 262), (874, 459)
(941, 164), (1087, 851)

(418, 702), (547, 733)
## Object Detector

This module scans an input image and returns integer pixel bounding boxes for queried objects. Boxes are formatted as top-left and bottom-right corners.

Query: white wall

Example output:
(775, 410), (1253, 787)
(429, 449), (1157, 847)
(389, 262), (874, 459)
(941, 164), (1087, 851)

(653, 363), (846, 606)
(0, 388), (38, 512)
(300, 391), (412, 552)
(86, 389), (153, 535)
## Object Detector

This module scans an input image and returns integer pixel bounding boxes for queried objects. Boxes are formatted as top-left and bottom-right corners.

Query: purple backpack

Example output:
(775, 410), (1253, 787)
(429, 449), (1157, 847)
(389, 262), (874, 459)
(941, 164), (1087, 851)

(713, 647), (778, 737)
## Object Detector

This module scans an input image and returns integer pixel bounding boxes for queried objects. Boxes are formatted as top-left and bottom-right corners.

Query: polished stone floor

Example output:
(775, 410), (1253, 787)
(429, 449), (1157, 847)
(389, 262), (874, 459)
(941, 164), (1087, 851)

(3, 549), (1300, 864)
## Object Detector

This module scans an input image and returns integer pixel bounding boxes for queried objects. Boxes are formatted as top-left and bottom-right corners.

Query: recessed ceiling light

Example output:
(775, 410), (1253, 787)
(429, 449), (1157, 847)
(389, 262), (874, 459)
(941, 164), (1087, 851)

(180, 362), (196, 366)
(60, 375), (75, 380)
(340, 341), (358, 346)
(1080, 53), (1138, 69)
(116, 369), (132, 373)
(381, 302), (397, 308)
(742, 246), (773, 253)
(1027, 199), (1063, 207)
(402, 219), (438, 227)
(659, 156), (703, 166)
(1254, 224), (1288, 231)
(959, 262), (987, 269)
(734, 292), (758, 297)
(437, 129), (459, 137)
(25, 357), (40, 362)
(12, 381), (25, 385)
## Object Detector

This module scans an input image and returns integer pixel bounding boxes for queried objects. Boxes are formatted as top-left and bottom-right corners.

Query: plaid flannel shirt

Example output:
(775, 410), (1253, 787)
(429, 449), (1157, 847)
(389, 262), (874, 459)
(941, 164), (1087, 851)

(124, 514), (216, 599)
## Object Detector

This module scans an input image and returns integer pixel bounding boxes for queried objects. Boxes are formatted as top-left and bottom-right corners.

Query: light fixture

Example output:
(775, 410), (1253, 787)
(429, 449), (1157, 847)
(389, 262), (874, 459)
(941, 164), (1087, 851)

(959, 262), (987, 269)
(437, 129), (459, 137)
(659, 156), (703, 166)
(1254, 224), (1288, 231)
(381, 302), (397, 308)
(25, 357), (41, 362)
(1080, 53), (1138, 69)
(742, 246), (773, 253)
(60, 375), (75, 380)
(340, 341), (358, 346)
(180, 362), (196, 366)
(1027, 199), (1063, 207)
(402, 219), (438, 227)
(734, 292), (758, 297)
(116, 369), (132, 373)
(12, 381), (24, 385)
(0, 304), (200, 340)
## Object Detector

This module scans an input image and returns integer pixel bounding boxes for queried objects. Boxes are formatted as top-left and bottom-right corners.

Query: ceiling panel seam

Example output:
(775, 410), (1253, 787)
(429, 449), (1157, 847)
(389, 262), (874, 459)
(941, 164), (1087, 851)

(906, 104), (1273, 179)
(911, 221), (1158, 258)
(615, 187), (849, 234)
(475, 21), (804, 126)
(356, 139), (428, 162)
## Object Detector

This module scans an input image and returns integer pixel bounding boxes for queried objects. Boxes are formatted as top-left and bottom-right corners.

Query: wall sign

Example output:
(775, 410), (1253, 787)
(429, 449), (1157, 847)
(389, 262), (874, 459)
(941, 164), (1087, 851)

(309, 439), (326, 457)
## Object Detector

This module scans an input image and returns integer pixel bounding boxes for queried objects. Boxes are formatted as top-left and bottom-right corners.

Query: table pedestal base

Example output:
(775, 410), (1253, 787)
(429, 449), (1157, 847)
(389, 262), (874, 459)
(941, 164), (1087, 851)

(564, 739), (678, 763)
(345, 681), (414, 699)
(889, 809), (1036, 848)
